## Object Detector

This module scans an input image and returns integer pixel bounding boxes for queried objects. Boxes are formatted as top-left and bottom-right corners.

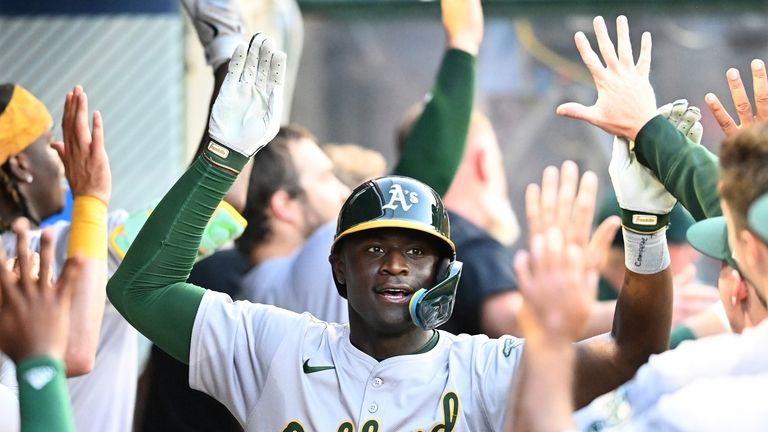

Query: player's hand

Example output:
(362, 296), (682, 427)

(52, 86), (111, 205)
(556, 16), (657, 141)
(609, 136), (675, 233)
(0, 220), (82, 363)
(441, 0), (483, 56)
(208, 33), (286, 157)
(517, 162), (619, 341)
(705, 59), (768, 137)
(657, 99), (703, 144)
(526, 161), (620, 275)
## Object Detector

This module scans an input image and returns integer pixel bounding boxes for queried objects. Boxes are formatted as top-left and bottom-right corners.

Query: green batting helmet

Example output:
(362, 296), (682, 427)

(331, 175), (462, 330)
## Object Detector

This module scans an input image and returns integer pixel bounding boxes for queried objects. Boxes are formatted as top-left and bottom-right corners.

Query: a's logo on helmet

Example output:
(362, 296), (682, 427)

(382, 184), (419, 212)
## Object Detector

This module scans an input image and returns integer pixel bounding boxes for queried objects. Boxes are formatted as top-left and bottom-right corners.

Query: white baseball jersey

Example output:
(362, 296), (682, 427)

(0, 211), (138, 432)
(190, 290), (524, 431)
(574, 319), (768, 431)
(240, 222), (349, 323)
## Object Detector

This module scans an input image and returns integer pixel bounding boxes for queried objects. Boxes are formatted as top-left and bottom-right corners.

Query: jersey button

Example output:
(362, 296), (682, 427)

(372, 377), (383, 387)
(368, 402), (378, 413)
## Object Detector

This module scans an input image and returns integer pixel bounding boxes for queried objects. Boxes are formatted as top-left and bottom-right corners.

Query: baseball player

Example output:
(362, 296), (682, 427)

(108, 32), (674, 430)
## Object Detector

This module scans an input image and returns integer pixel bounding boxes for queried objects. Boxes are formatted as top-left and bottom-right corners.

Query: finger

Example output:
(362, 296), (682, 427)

(751, 59), (768, 121)
(37, 229), (54, 291)
(0, 237), (13, 310)
(566, 243), (593, 301)
(268, 49), (287, 98)
(571, 170), (599, 248)
(556, 160), (579, 232)
(91, 111), (104, 154)
(242, 33), (266, 85)
(705, 93), (738, 136)
(677, 106), (701, 137)
(615, 15), (633, 66)
(657, 102), (673, 119)
(587, 215), (621, 271)
(50, 140), (65, 160)
(555, 102), (598, 125)
(12, 219), (33, 297)
(525, 183), (542, 240)
(74, 90), (91, 148)
(544, 227), (565, 273)
(255, 36), (274, 89)
(530, 232), (547, 276)
(227, 43), (247, 78)
(636, 32), (652, 78)
(668, 99), (688, 125)
(574, 31), (605, 80)
(513, 250), (533, 296)
(726, 68), (754, 127)
(592, 16), (619, 69)
(687, 122), (703, 144)
(540, 166), (559, 231)
(62, 91), (74, 147)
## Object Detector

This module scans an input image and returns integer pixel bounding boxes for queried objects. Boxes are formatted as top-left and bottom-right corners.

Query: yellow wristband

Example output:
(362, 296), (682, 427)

(67, 196), (108, 260)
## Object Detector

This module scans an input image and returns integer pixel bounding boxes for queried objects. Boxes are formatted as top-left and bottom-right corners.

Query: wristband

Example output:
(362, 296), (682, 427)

(623, 227), (670, 274)
(67, 195), (107, 260)
(202, 140), (250, 175)
(619, 208), (670, 234)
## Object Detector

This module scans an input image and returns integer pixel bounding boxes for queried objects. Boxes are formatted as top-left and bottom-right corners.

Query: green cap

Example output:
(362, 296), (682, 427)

(595, 188), (695, 246)
(686, 216), (737, 268)
(748, 193), (768, 243)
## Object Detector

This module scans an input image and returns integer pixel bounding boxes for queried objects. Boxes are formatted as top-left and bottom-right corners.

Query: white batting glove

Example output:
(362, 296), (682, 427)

(609, 137), (676, 234)
(208, 33), (286, 157)
(657, 99), (703, 144)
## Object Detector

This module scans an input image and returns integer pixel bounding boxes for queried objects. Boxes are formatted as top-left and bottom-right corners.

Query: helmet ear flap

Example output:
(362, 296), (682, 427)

(329, 250), (348, 298)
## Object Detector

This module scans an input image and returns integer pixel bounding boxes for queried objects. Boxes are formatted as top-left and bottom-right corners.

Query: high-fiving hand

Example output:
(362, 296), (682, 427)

(208, 33), (287, 157)
(705, 59), (768, 137)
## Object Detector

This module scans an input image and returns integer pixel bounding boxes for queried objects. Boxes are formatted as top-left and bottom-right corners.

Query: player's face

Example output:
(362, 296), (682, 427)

(291, 138), (350, 236)
(333, 228), (442, 336)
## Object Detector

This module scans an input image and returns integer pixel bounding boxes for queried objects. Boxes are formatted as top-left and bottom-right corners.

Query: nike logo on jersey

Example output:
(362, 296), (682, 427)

(302, 359), (335, 374)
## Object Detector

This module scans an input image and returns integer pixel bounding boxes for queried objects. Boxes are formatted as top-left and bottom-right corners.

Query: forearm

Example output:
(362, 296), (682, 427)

(107, 149), (248, 363)
(393, 49), (475, 196)
(64, 195), (108, 376)
(509, 336), (576, 432)
(580, 300), (616, 340)
(574, 267), (672, 408)
(635, 116), (721, 220)
(17, 356), (74, 432)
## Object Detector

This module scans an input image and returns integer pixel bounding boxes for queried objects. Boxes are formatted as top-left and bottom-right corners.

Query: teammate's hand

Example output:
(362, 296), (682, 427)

(0, 220), (82, 364)
(441, 0), (483, 56)
(208, 33), (286, 157)
(705, 59), (768, 137)
(517, 162), (619, 341)
(556, 16), (657, 141)
(671, 264), (719, 327)
(657, 99), (703, 144)
(52, 86), (111, 205)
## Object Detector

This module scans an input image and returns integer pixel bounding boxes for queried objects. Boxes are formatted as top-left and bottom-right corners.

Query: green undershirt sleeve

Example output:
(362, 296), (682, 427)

(107, 148), (249, 363)
(634, 115), (722, 221)
(17, 356), (73, 432)
(669, 325), (697, 349)
(393, 48), (475, 196)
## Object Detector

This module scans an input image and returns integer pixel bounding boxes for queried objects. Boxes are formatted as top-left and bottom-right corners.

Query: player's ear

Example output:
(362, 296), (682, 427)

(329, 251), (348, 297)
(741, 229), (767, 272)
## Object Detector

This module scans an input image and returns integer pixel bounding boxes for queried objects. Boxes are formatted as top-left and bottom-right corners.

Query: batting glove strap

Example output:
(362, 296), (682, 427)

(202, 139), (249, 175)
(623, 227), (670, 275)
(619, 208), (671, 234)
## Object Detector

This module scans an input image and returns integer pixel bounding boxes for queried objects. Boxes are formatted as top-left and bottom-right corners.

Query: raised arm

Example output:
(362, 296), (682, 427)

(557, 16), (720, 221)
(50, 86), (111, 376)
(0, 222), (83, 432)
(393, 0), (481, 195)
(107, 35), (285, 363)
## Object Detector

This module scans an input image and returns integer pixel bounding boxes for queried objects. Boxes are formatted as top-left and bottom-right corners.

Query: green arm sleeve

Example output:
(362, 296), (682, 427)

(669, 324), (697, 349)
(17, 356), (73, 432)
(107, 149), (249, 363)
(393, 48), (475, 196)
(634, 115), (722, 221)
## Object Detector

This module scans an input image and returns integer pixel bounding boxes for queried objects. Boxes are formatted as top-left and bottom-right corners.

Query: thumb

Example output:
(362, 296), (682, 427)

(611, 136), (631, 165)
(556, 103), (595, 122)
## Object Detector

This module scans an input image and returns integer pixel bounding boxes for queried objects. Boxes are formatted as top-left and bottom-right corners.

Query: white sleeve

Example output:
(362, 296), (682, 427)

(476, 336), (525, 430)
(188, 290), (310, 424)
(628, 374), (768, 432)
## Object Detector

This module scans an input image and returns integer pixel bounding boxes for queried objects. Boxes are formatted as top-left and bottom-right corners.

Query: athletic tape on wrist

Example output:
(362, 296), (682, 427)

(622, 227), (670, 274)
(67, 196), (107, 260)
